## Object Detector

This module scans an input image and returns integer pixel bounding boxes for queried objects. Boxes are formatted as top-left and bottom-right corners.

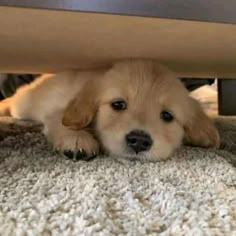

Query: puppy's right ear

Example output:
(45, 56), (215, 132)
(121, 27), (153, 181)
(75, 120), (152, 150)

(183, 97), (220, 148)
(62, 80), (99, 130)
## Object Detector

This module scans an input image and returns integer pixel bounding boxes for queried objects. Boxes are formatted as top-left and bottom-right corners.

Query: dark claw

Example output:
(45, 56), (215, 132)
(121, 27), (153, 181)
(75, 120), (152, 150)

(76, 149), (97, 161)
(63, 150), (74, 159)
(76, 149), (88, 161)
(83, 152), (97, 161)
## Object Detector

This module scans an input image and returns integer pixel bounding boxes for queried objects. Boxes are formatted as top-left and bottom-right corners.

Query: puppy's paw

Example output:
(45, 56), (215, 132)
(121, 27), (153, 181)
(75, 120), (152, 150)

(49, 130), (99, 161)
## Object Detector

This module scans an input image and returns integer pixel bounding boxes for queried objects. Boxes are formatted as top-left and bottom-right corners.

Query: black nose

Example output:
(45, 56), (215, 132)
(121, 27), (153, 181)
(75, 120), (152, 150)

(126, 130), (153, 153)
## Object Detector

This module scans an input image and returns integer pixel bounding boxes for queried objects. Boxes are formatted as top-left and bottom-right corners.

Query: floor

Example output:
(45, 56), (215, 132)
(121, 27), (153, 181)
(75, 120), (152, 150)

(0, 84), (235, 235)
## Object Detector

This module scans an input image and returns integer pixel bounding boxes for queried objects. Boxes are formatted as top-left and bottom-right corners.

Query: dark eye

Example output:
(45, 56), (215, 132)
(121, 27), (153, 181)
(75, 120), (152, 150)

(111, 100), (127, 111)
(161, 111), (174, 122)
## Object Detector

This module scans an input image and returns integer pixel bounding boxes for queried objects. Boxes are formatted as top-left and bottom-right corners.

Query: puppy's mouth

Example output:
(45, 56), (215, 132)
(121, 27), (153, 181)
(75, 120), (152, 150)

(98, 136), (154, 161)
(112, 148), (153, 162)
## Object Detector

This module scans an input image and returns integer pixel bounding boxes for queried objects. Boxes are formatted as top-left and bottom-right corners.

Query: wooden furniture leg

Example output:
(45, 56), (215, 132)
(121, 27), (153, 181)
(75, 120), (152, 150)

(218, 79), (236, 115)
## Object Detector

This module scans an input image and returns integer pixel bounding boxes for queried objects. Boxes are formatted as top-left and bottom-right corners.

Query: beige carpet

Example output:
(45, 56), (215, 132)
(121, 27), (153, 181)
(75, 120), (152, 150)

(0, 86), (236, 235)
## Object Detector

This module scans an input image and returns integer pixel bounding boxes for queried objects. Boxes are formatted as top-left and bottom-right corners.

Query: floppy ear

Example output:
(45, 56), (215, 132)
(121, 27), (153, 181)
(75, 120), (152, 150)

(62, 80), (99, 130)
(183, 97), (220, 148)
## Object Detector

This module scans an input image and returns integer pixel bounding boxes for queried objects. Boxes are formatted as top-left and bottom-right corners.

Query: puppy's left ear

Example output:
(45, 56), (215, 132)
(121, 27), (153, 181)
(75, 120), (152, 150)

(62, 80), (99, 130)
(183, 97), (220, 148)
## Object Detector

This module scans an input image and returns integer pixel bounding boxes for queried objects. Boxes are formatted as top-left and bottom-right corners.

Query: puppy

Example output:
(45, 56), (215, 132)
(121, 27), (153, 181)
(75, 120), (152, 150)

(0, 60), (219, 161)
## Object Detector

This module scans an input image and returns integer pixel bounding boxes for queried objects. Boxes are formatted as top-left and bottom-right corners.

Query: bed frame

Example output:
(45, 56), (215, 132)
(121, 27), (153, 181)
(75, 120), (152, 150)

(0, 0), (235, 115)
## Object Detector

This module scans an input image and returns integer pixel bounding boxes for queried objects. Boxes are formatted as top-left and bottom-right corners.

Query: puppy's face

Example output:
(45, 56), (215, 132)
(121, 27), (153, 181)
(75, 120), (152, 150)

(63, 60), (219, 161)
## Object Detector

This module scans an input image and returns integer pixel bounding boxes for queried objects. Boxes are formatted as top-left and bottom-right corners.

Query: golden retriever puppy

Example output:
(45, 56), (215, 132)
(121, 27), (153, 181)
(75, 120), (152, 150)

(0, 60), (219, 161)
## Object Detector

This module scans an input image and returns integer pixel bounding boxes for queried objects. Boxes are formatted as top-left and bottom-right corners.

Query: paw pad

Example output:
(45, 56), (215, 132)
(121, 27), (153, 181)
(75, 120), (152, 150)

(63, 149), (97, 161)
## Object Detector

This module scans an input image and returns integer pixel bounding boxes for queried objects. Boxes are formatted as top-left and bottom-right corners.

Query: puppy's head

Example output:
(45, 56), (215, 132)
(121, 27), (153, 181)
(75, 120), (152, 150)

(63, 60), (219, 161)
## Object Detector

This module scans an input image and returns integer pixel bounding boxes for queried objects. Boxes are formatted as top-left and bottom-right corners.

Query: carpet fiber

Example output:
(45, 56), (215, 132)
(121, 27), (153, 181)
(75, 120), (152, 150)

(0, 116), (235, 236)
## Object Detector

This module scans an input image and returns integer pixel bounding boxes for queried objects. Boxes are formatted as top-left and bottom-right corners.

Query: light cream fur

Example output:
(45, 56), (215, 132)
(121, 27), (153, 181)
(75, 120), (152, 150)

(0, 60), (219, 161)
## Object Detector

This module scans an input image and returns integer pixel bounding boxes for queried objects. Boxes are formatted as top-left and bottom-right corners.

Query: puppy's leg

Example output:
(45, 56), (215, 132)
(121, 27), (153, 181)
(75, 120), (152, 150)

(0, 72), (80, 122)
(45, 111), (99, 161)
(0, 98), (11, 116)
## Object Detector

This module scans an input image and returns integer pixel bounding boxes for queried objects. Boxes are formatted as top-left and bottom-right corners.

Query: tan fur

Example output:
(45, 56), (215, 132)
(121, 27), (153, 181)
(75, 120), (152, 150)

(0, 98), (11, 116)
(0, 60), (219, 161)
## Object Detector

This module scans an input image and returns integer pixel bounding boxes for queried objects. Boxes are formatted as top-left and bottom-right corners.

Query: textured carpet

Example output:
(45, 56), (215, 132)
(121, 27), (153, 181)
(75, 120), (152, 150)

(0, 116), (235, 236)
(0, 84), (236, 235)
